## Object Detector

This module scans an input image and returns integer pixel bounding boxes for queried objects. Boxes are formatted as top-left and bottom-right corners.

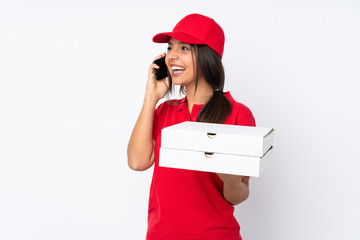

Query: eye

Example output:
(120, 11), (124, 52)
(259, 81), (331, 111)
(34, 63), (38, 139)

(167, 46), (172, 52)
(182, 46), (190, 51)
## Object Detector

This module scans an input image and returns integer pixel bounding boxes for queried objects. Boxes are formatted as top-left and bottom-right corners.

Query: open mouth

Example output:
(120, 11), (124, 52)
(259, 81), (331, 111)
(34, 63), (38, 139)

(171, 65), (185, 75)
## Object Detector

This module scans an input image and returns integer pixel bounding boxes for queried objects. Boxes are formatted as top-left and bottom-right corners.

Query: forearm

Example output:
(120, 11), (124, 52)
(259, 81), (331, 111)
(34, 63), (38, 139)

(127, 94), (158, 171)
(127, 53), (170, 171)
(217, 173), (250, 205)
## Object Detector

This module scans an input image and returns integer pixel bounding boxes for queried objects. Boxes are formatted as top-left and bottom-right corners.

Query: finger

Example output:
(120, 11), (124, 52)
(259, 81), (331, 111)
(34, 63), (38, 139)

(153, 52), (166, 61)
(149, 63), (160, 73)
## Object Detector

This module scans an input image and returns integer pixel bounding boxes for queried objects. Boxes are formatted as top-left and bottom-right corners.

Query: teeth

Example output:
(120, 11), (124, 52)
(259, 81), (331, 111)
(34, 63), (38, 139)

(171, 66), (185, 70)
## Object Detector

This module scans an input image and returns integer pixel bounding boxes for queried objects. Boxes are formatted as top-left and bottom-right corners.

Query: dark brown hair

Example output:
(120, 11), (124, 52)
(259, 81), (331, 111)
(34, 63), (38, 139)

(167, 44), (232, 124)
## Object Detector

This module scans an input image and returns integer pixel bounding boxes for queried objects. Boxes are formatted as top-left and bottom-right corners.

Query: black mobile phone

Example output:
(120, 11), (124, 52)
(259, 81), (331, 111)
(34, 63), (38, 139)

(153, 56), (168, 80)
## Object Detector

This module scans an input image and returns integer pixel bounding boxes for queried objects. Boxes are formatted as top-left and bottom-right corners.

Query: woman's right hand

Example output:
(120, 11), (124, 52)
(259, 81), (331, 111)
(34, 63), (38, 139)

(145, 53), (170, 102)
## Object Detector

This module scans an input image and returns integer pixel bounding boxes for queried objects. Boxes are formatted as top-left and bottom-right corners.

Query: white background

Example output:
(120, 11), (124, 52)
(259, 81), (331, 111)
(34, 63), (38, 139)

(1, 0), (360, 239)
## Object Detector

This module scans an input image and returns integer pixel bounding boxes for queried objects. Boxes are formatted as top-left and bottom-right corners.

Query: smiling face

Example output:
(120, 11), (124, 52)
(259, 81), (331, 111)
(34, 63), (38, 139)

(165, 38), (197, 87)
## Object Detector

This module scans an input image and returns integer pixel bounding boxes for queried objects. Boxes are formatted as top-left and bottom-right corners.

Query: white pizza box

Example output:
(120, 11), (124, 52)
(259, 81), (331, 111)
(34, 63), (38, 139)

(159, 147), (273, 177)
(161, 121), (274, 157)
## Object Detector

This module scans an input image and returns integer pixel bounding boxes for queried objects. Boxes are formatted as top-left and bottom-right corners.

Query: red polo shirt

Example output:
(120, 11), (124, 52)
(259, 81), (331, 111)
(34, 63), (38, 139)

(147, 92), (256, 240)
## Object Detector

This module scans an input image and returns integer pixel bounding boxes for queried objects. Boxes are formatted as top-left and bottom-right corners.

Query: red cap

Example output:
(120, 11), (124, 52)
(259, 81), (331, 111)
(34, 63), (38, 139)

(152, 14), (225, 58)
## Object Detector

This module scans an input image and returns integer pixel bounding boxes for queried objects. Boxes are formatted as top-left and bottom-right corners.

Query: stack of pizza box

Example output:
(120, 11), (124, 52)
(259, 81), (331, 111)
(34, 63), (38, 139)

(159, 121), (274, 177)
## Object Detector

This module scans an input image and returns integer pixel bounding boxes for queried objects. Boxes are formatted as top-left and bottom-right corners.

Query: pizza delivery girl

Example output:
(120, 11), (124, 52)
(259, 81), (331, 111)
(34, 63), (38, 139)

(127, 13), (256, 240)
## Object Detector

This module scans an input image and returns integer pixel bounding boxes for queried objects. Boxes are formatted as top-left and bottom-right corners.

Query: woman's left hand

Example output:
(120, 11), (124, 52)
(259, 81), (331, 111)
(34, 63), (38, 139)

(216, 173), (250, 205)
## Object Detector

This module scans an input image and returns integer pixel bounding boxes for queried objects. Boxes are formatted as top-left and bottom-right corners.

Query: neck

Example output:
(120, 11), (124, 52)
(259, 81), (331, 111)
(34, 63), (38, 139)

(185, 77), (213, 114)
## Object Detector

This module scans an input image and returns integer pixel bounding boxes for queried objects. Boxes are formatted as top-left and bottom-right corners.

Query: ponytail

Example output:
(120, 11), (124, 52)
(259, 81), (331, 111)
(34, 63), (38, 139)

(196, 89), (232, 123)
(194, 45), (232, 124)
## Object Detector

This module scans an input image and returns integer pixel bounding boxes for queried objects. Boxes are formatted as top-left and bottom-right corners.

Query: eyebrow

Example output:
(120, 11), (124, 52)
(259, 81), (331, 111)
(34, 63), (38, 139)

(168, 41), (189, 45)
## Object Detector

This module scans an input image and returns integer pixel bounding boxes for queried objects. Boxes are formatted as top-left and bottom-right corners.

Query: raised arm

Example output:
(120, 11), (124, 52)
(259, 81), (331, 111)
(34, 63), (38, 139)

(127, 53), (169, 171)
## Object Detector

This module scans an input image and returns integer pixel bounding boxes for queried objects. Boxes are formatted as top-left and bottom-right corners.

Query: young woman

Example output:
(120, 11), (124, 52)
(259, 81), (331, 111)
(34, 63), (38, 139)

(127, 13), (256, 240)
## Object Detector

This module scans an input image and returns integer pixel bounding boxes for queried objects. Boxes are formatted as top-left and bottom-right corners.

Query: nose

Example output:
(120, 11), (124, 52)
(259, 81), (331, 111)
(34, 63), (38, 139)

(167, 49), (179, 61)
